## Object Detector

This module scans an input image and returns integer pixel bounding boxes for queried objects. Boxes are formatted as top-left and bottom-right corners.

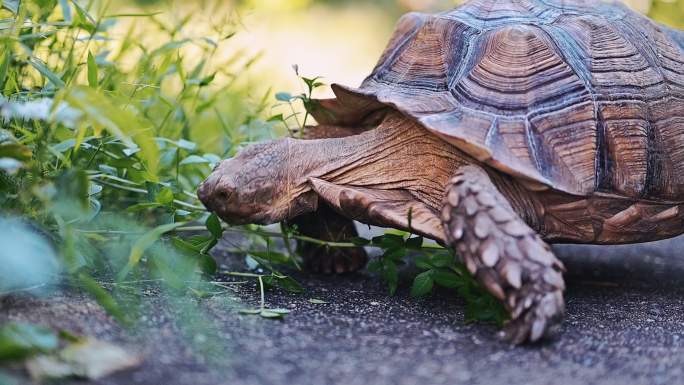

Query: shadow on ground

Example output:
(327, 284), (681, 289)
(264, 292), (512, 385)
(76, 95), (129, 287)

(2, 234), (684, 385)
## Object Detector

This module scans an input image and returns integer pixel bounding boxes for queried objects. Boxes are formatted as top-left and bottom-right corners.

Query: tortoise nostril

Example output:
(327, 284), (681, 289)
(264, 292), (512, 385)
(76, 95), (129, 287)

(214, 185), (234, 204)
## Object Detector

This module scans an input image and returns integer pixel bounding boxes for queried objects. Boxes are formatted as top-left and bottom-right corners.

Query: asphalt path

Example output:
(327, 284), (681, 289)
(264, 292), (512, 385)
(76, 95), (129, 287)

(2, 231), (684, 385)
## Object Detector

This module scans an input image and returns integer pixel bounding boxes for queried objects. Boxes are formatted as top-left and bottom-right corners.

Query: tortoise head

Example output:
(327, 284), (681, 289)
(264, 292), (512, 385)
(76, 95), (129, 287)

(197, 138), (319, 225)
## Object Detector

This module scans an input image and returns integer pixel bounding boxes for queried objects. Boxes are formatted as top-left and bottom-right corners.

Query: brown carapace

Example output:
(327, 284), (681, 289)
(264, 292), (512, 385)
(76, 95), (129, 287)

(198, 0), (684, 344)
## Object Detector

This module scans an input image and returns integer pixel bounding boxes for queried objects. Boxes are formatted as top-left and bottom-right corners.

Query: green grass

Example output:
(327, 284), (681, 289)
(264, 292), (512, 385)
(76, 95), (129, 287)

(0, 0), (280, 322)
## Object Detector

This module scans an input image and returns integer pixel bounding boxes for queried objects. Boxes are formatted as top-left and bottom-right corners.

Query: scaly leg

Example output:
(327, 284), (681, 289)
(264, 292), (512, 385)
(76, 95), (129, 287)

(287, 202), (367, 274)
(286, 124), (368, 274)
(441, 165), (565, 343)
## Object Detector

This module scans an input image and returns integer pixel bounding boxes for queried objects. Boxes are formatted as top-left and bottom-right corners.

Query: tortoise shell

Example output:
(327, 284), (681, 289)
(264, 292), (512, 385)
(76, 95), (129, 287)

(324, 0), (684, 200)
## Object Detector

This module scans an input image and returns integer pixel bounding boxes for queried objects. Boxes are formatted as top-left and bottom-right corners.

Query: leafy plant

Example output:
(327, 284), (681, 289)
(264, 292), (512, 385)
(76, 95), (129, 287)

(361, 230), (508, 326)
(272, 67), (326, 137)
(0, 1), (332, 367)
(0, 0), (291, 332)
(0, 323), (58, 361)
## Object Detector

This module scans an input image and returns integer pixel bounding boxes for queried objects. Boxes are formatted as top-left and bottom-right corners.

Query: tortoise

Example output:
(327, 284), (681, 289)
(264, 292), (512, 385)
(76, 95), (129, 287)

(197, 0), (684, 343)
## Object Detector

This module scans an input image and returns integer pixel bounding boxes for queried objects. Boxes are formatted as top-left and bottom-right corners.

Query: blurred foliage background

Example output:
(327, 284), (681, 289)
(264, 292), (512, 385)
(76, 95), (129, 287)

(111, 0), (684, 102)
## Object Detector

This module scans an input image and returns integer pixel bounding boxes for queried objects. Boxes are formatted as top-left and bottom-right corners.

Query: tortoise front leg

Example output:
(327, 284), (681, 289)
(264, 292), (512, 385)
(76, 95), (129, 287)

(441, 165), (566, 343)
(286, 203), (367, 274)
(286, 124), (368, 274)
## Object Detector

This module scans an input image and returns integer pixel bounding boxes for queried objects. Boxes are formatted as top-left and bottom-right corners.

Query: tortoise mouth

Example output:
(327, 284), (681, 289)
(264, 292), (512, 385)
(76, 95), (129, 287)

(197, 174), (237, 214)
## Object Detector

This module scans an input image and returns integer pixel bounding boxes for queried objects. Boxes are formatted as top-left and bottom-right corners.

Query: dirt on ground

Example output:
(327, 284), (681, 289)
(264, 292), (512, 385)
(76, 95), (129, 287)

(2, 232), (684, 385)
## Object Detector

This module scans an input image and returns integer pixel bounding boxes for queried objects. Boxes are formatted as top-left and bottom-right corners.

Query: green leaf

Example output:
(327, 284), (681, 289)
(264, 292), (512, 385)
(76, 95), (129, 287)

(198, 254), (217, 276)
(205, 213), (223, 239)
(179, 155), (210, 166)
(432, 270), (462, 289)
(155, 187), (174, 205)
(150, 39), (192, 57)
(28, 56), (65, 88)
(267, 113), (284, 122)
(126, 202), (163, 212)
(199, 237), (218, 255)
(156, 137), (197, 151)
(55, 169), (89, 208)
(0, 323), (58, 361)
(0, 218), (60, 292)
(87, 51), (98, 88)
(259, 310), (284, 318)
(366, 259), (382, 273)
(0, 49), (9, 89)
(308, 298), (327, 304)
(0, 158), (22, 174)
(58, 0), (72, 23)
(175, 139), (197, 151)
(301, 76), (323, 93)
(265, 308), (290, 314)
(172, 236), (204, 254)
(25, 338), (142, 381)
(76, 273), (126, 324)
(373, 233), (405, 249)
(2, 0), (19, 13)
(103, 11), (164, 18)
(0, 143), (32, 161)
(382, 247), (407, 261)
(268, 275), (304, 293)
(62, 86), (160, 181)
(275, 92), (292, 102)
(69, 0), (96, 25)
(410, 270), (434, 297)
(350, 237), (370, 246)
(430, 252), (454, 268)
(405, 236), (423, 249)
(382, 260), (398, 296)
(250, 251), (292, 267)
(118, 222), (187, 280)
(238, 309), (261, 315)
(198, 73), (215, 87)
(239, 308), (289, 319)
(244, 255), (259, 270)
(414, 256), (433, 270)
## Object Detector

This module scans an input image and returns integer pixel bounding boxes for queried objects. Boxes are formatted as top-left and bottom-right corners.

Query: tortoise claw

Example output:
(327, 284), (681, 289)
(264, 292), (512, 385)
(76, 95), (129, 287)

(500, 289), (564, 344)
(443, 166), (566, 344)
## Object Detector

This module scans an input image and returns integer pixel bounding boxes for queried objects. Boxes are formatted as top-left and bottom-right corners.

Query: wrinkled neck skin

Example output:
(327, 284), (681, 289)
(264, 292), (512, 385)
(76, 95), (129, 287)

(289, 114), (470, 212)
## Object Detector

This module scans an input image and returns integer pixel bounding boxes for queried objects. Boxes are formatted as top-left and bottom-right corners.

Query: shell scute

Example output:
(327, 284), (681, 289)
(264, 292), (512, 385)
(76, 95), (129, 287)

(329, 0), (684, 200)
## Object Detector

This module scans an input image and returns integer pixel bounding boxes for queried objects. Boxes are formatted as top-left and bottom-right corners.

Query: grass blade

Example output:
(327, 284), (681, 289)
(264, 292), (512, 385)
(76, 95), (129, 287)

(117, 222), (187, 281)
(28, 56), (65, 88)
(62, 86), (160, 180)
(0, 48), (9, 90)
(59, 0), (72, 24)
(87, 51), (97, 88)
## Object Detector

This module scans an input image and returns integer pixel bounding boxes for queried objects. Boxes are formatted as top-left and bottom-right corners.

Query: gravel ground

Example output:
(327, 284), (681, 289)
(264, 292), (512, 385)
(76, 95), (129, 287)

(2, 232), (684, 385)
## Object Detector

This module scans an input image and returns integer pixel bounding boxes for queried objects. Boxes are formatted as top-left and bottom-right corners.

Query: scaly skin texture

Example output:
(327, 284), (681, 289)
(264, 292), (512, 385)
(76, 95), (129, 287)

(441, 166), (566, 343)
(198, 113), (473, 227)
(286, 124), (368, 274)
